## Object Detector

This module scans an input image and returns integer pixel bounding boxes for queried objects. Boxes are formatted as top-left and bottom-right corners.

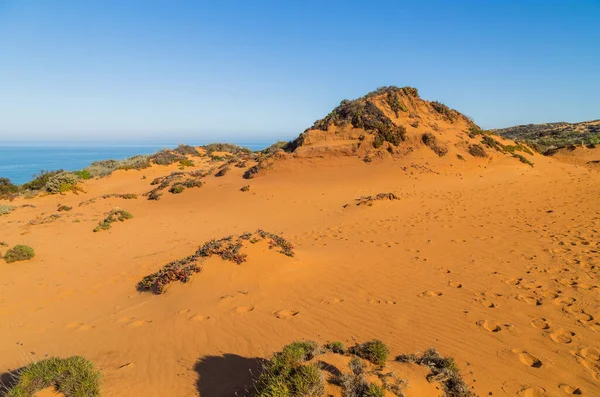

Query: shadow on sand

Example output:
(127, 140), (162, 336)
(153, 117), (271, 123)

(195, 354), (267, 397)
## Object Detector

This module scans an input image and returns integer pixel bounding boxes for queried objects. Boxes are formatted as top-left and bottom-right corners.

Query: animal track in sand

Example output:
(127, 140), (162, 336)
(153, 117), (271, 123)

(320, 297), (344, 305)
(530, 317), (550, 330)
(515, 294), (541, 306)
(448, 281), (462, 288)
(558, 384), (582, 395)
(367, 298), (397, 305)
(418, 290), (442, 297)
(233, 306), (255, 314)
(578, 346), (600, 362)
(187, 314), (209, 322)
(273, 309), (299, 319)
(478, 299), (498, 308)
(550, 330), (575, 344)
(573, 355), (600, 381)
(517, 386), (547, 397)
(512, 349), (543, 368)
(475, 320), (501, 332)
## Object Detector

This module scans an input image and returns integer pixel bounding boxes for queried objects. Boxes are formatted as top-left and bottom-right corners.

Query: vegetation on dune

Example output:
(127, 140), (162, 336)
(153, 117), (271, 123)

(240, 185), (250, 192)
(57, 204), (72, 212)
(3, 244), (35, 263)
(421, 132), (448, 157)
(214, 165), (230, 177)
(477, 135), (535, 166)
(149, 149), (187, 166)
(145, 171), (205, 200)
(3, 356), (101, 397)
(0, 204), (16, 215)
(202, 143), (252, 156)
(492, 119), (600, 153)
(430, 101), (458, 122)
(349, 340), (389, 366)
(349, 193), (399, 207)
(93, 208), (133, 232)
(138, 230), (294, 294)
(468, 144), (487, 158)
(396, 348), (473, 397)
(45, 172), (81, 194)
(0, 177), (19, 199)
(173, 144), (200, 157)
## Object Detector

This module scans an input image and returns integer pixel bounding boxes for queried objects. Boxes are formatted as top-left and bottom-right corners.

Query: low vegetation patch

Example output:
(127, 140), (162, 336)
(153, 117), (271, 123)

(73, 169), (92, 180)
(3, 356), (101, 397)
(421, 132), (448, 157)
(240, 185), (250, 192)
(3, 244), (35, 263)
(78, 193), (137, 206)
(396, 348), (473, 397)
(178, 158), (195, 168)
(430, 101), (457, 122)
(468, 144), (487, 158)
(349, 340), (389, 366)
(0, 204), (16, 215)
(386, 90), (408, 117)
(57, 204), (72, 212)
(45, 172), (81, 194)
(93, 208), (133, 232)
(149, 149), (187, 166)
(203, 143), (252, 156)
(0, 178), (19, 199)
(173, 144), (199, 156)
(138, 230), (294, 294)
(214, 165), (230, 177)
(145, 171), (204, 200)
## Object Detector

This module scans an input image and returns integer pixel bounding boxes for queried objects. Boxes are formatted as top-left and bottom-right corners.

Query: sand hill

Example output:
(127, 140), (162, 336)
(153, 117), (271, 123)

(1, 88), (599, 397)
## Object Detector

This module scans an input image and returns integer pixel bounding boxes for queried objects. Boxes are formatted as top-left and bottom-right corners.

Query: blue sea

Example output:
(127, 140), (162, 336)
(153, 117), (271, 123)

(0, 141), (273, 185)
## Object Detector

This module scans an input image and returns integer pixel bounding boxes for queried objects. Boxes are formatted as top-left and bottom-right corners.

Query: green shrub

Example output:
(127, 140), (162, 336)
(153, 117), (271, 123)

(349, 340), (389, 366)
(4, 245), (35, 263)
(45, 173), (79, 194)
(179, 158), (195, 167)
(431, 101), (456, 121)
(241, 185), (250, 192)
(215, 165), (230, 177)
(468, 144), (487, 158)
(173, 144), (199, 156)
(364, 383), (385, 397)
(203, 143), (252, 155)
(149, 150), (186, 165)
(22, 170), (64, 191)
(512, 153), (534, 167)
(169, 184), (185, 194)
(0, 204), (16, 215)
(422, 132), (448, 157)
(93, 209), (133, 232)
(0, 177), (19, 198)
(4, 356), (100, 397)
(325, 341), (346, 354)
(289, 363), (325, 397)
(386, 90), (407, 117)
(73, 170), (92, 180)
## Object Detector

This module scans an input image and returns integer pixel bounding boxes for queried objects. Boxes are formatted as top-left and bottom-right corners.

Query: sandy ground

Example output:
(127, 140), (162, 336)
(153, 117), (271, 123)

(1, 149), (599, 397)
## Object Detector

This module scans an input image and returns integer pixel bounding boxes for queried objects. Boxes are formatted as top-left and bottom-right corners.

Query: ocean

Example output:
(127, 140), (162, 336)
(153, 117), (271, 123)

(0, 141), (273, 185)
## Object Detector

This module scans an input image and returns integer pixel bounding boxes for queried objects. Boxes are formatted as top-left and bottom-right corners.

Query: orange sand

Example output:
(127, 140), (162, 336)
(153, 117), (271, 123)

(1, 148), (599, 396)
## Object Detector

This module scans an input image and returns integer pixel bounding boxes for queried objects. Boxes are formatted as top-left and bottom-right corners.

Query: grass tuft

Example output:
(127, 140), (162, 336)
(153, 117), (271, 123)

(3, 245), (35, 263)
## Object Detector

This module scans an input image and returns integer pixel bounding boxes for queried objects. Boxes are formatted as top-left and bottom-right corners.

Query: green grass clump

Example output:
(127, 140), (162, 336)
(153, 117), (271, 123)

(73, 170), (92, 180)
(254, 341), (324, 397)
(45, 172), (80, 194)
(349, 340), (389, 366)
(93, 209), (133, 232)
(325, 341), (346, 354)
(4, 356), (100, 397)
(169, 184), (185, 194)
(386, 90), (407, 117)
(3, 245), (35, 263)
(512, 153), (534, 167)
(179, 158), (195, 167)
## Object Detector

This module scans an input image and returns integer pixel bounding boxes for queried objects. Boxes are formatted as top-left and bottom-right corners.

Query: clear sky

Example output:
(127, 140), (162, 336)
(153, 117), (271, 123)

(1, 0), (599, 143)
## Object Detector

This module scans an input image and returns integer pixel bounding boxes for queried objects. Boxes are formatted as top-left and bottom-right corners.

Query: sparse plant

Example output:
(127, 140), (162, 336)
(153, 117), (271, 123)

(349, 340), (389, 366)
(468, 144), (487, 158)
(21, 170), (64, 191)
(3, 244), (35, 263)
(73, 169), (92, 180)
(241, 185), (250, 192)
(169, 184), (185, 194)
(57, 204), (72, 212)
(93, 208), (133, 232)
(0, 204), (16, 215)
(173, 144), (199, 156)
(215, 165), (230, 177)
(45, 172), (80, 194)
(3, 356), (101, 397)
(421, 132), (448, 156)
(0, 177), (19, 199)
(179, 158), (195, 167)
(326, 341), (347, 354)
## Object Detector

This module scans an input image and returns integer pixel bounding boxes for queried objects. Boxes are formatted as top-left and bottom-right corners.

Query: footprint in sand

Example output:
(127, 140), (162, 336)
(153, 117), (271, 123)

(517, 386), (547, 397)
(418, 291), (442, 298)
(579, 346), (600, 362)
(513, 349), (543, 368)
(479, 299), (498, 308)
(530, 317), (550, 330)
(550, 330), (575, 344)
(558, 384), (583, 395)
(187, 314), (209, 322)
(320, 297), (344, 305)
(233, 306), (255, 314)
(573, 355), (600, 381)
(476, 320), (501, 332)
(515, 294), (541, 306)
(448, 281), (462, 288)
(115, 317), (152, 328)
(273, 309), (299, 319)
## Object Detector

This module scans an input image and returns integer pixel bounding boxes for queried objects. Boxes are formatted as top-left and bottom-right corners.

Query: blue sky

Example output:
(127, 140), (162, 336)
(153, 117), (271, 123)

(0, 0), (599, 142)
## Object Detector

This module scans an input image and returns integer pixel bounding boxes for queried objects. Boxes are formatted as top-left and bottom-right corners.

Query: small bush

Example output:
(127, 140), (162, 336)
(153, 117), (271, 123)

(386, 90), (407, 117)
(203, 143), (252, 155)
(421, 132), (448, 157)
(4, 245), (35, 263)
(169, 184), (185, 194)
(173, 144), (199, 156)
(93, 209), (133, 232)
(179, 158), (195, 167)
(0, 204), (16, 215)
(0, 177), (19, 199)
(349, 340), (389, 366)
(468, 144), (487, 158)
(45, 173), (79, 194)
(57, 204), (72, 212)
(513, 153), (534, 167)
(240, 185), (250, 192)
(215, 165), (230, 177)
(73, 169), (92, 180)
(431, 101), (456, 121)
(325, 341), (346, 354)
(289, 363), (325, 397)
(4, 356), (101, 397)
(149, 150), (186, 166)
(22, 170), (64, 191)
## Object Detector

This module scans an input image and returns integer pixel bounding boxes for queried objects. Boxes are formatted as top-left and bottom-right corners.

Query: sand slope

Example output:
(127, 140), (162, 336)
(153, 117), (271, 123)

(0, 149), (599, 396)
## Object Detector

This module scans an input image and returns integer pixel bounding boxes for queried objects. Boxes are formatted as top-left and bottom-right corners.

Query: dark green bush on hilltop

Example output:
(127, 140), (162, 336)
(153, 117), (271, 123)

(21, 170), (64, 191)
(0, 177), (19, 199)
